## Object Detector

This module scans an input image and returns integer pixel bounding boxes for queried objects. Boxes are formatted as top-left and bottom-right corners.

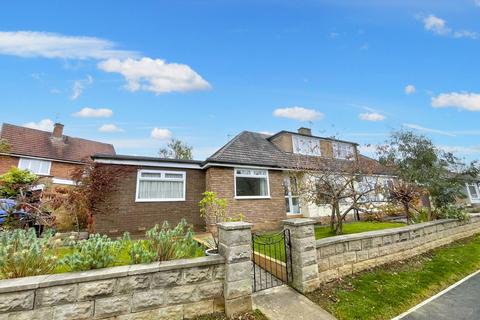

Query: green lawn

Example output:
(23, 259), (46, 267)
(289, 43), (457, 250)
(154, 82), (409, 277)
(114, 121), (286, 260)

(315, 221), (406, 239)
(253, 221), (405, 262)
(306, 234), (480, 320)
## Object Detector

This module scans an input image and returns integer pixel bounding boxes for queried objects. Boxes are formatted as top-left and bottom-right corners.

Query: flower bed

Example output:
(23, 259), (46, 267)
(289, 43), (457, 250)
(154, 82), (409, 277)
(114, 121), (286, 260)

(0, 219), (205, 280)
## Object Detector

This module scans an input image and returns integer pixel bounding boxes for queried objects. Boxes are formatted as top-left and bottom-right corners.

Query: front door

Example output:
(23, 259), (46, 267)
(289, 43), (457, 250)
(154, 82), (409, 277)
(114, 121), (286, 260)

(284, 176), (301, 215)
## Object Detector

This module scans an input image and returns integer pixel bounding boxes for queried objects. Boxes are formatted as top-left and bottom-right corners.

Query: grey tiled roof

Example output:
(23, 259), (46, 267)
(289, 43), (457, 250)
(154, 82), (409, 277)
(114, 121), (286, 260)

(206, 131), (291, 167)
(206, 131), (393, 175)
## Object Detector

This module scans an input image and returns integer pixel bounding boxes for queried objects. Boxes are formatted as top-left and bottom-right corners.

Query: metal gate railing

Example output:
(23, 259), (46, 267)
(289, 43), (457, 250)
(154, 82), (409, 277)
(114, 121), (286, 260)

(251, 229), (293, 292)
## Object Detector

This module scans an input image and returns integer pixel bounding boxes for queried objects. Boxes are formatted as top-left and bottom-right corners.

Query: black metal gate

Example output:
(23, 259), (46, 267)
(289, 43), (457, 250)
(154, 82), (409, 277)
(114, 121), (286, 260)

(251, 229), (293, 292)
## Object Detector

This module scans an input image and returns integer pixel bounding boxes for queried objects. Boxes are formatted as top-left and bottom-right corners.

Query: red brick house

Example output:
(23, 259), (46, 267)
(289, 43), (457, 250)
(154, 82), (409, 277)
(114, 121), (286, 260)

(0, 123), (115, 186)
(92, 128), (393, 235)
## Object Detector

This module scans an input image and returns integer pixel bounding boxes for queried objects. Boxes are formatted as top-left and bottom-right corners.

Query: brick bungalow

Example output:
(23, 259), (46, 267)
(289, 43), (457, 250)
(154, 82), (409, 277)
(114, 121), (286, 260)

(92, 128), (394, 235)
(0, 123), (115, 186)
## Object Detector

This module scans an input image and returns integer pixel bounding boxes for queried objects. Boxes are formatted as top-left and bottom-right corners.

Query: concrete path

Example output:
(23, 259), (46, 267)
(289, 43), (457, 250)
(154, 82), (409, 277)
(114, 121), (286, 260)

(252, 285), (337, 320)
(395, 270), (480, 320)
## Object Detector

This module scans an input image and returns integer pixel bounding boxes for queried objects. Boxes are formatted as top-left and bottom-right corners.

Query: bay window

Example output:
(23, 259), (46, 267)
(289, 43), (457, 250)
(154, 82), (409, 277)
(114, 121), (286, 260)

(18, 158), (51, 175)
(136, 170), (186, 202)
(235, 168), (270, 198)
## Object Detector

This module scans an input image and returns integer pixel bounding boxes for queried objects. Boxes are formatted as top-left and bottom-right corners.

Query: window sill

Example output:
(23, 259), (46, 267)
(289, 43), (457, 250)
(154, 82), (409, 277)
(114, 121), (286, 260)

(135, 198), (186, 203)
(234, 196), (271, 200)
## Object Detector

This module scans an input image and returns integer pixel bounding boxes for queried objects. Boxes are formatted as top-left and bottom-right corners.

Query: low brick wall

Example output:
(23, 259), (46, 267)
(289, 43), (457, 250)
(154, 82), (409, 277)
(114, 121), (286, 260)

(315, 214), (480, 283)
(0, 256), (225, 320)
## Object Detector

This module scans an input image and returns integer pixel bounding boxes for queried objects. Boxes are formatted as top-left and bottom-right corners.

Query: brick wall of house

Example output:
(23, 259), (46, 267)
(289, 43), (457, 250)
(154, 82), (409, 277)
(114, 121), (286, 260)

(205, 166), (287, 231)
(0, 155), (18, 174)
(94, 165), (206, 237)
(50, 161), (83, 180)
(0, 154), (82, 182)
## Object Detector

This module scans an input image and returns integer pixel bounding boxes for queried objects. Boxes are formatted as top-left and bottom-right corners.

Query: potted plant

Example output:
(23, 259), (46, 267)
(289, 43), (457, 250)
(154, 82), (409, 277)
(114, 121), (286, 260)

(199, 191), (227, 255)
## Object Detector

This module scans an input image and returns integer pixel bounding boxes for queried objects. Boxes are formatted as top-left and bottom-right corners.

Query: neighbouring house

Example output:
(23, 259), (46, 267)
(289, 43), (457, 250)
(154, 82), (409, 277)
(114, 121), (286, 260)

(465, 179), (480, 208)
(92, 127), (393, 235)
(0, 122), (116, 186)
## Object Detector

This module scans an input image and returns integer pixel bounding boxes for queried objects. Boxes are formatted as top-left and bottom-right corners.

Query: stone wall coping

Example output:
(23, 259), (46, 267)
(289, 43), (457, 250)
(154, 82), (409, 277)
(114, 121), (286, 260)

(0, 255), (224, 294)
(316, 216), (478, 248)
(217, 221), (253, 230)
(283, 218), (316, 226)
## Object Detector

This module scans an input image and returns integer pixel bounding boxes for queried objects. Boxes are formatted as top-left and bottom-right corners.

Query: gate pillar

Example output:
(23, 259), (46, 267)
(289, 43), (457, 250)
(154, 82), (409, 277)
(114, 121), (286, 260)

(283, 218), (320, 293)
(218, 221), (253, 317)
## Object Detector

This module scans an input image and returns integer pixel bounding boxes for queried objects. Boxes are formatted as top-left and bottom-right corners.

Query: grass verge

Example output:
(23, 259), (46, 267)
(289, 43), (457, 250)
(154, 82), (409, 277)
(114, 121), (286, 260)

(306, 234), (480, 320)
(191, 310), (268, 320)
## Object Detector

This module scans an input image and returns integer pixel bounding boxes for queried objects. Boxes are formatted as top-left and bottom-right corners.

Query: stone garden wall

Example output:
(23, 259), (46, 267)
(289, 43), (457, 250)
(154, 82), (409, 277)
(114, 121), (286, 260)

(0, 222), (255, 320)
(315, 214), (480, 283)
(0, 256), (225, 320)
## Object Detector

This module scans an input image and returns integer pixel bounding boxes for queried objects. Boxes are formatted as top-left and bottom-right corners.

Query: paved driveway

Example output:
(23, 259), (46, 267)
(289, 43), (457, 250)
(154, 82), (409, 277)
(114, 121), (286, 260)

(398, 271), (480, 320)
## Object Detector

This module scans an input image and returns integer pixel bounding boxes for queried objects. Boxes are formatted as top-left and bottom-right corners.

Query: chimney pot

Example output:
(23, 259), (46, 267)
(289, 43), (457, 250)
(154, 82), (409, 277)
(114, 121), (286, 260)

(297, 127), (312, 136)
(53, 123), (64, 138)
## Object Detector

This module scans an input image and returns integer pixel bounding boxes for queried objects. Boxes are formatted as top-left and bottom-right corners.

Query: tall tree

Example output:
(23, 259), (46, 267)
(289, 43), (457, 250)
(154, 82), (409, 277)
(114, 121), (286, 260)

(158, 139), (193, 160)
(0, 139), (10, 153)
(377, 130), (478, 217)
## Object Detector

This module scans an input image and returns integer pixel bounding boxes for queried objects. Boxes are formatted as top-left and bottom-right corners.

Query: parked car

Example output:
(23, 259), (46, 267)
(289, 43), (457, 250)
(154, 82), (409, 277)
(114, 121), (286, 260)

(0, 199), (54, 235)
(0, 199), (19, 224)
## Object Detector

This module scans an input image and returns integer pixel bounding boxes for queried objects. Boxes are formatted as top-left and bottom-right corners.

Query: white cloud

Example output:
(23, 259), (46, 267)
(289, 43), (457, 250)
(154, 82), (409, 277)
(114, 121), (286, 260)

(0, 31), (136, 60)
(97, 57), (211, 94)
(439, 145), (480, 155)
(453, 30), (478, 39)
(70, 75), (93, 100)
(405, 84), (416, 95)
(358, 112), (385, 122)
(98, 124), (124, 133)
(259, 131), (274, 136)
(273, 106), (324, 121)
(423, 14), (450, 35)
(73, 107), (113, 118)
(22, 119), (54, 131)
(357, 144), (378, 156)
(421, 15), (477, 39)
(431, 92), (480, 111)
(403, 123), (456, 136)
(151, 128), (172, 140)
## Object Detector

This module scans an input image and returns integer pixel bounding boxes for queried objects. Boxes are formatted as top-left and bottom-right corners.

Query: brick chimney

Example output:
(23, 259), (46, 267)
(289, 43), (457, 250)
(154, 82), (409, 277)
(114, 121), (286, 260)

(53, 123), (64, 139)
(297, 127), (312, 136)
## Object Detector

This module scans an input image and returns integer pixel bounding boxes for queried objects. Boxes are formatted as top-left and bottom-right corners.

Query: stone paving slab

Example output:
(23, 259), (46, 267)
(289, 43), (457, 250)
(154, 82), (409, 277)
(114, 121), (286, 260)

(252, 285), (336, 320)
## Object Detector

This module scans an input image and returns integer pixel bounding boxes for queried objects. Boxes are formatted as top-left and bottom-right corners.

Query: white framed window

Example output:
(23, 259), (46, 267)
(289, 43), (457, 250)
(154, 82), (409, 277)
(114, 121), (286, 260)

(234, 168), (270, 199)
(466, 183), (480, 203)
(18, 158), (51, 175)
(292, 135), (321, 156)
(284, 176), (300, 215)
(333, 142), (355, 160)
(136, 169), (186, 202)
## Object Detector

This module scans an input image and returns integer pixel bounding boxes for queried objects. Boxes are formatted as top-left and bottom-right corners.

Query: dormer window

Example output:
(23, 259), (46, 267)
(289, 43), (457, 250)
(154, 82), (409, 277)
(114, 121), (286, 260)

(292, 135), (321, 156)
(333, 142), (355, 160)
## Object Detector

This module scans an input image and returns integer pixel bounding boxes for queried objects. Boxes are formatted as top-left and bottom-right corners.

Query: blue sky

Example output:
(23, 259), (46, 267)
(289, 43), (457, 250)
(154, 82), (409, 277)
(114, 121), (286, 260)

(1, 0), (480, 160)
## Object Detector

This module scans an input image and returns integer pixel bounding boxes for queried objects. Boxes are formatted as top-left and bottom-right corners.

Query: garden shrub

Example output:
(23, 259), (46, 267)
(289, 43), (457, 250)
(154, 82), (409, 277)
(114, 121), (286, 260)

(436, 205), (470, 221)
(129, 219), (199, 263)
(0, 228), (58, 279)
(60, 234), (123, 271)
(0, 167), (38, 198)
